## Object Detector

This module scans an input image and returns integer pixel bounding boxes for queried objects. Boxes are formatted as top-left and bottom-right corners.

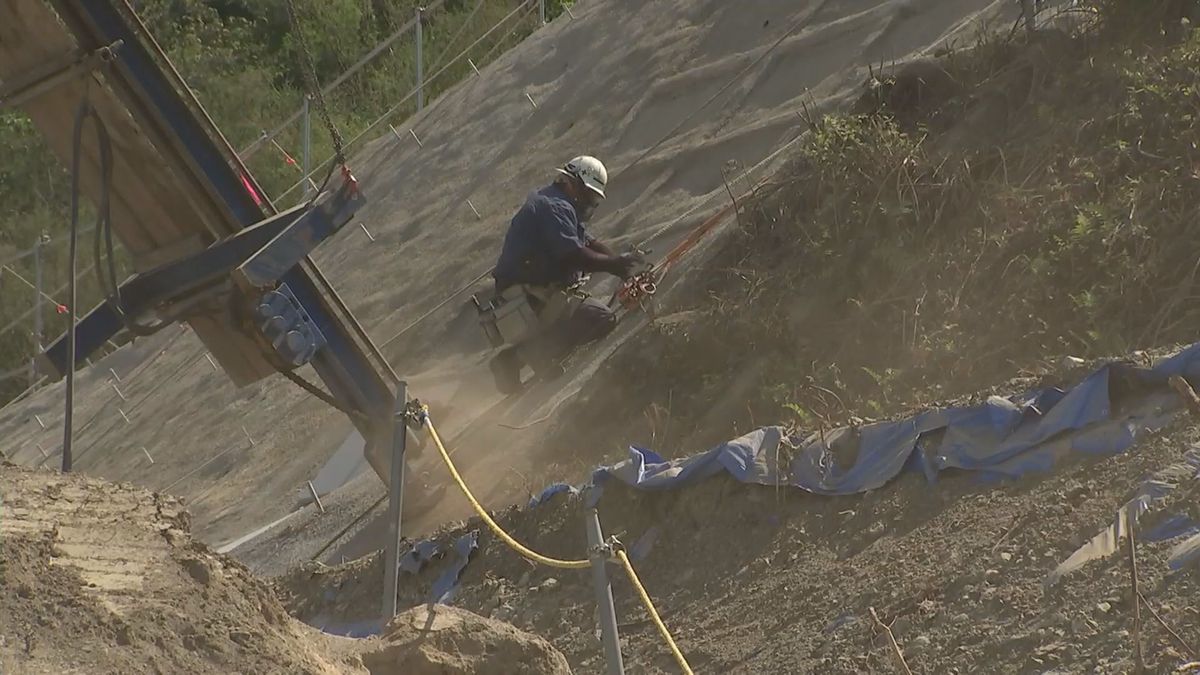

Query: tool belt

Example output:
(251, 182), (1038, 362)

(474, 280), (588, 348)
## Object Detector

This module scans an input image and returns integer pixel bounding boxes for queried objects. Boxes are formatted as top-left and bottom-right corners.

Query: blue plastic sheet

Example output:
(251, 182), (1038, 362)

(430, 531), (479, 604)
(528, 483), (578, 508)
(1169, 531), (1200, 570)
(1045, 448), (1200, 586)
(592, 347), (1200, 496)
(1143, 513), (1200, 543)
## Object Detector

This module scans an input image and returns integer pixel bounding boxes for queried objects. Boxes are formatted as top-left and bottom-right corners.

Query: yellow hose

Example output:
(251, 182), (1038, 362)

(423, 414), (693, 672)
(616, 549), (694, 675)
(424, 416), (590, 570)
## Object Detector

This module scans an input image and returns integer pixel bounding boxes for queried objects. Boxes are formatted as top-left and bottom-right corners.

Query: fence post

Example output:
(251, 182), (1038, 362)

(33, 235), (44, 351)
(540, 0), (546, 25)
(302, 95), (312, 199)
(586, 507), (626, 675)
(415, 7), (425, 111)
(383, 382), (409, 620)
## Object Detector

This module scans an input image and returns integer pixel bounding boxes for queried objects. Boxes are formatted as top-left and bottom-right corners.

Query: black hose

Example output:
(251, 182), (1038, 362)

(65, 92), (117, 471)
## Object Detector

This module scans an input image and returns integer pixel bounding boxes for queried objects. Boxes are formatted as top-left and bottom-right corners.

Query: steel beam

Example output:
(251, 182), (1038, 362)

(233, 182), (365, 292)
(49, 1), (397, 446)
(38, 203), (307, 379)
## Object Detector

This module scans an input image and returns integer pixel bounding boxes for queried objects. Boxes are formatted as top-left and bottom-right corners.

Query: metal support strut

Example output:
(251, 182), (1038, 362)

(383, 382), (410, 620)
(586, 506), (626, 675)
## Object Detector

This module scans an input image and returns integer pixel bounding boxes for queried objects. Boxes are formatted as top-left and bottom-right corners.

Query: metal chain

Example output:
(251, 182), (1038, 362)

(284, 0), (347, 164)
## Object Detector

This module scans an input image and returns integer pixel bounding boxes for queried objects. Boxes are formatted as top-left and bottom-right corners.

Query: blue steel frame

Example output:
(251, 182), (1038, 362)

(38, 196), (341, 378)
(46, 0), (395, 431)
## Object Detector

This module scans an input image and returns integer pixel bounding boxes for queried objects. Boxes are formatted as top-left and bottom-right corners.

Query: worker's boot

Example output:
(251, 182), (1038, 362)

(517, 340), (565, 382)
(489, 346), (523, 395)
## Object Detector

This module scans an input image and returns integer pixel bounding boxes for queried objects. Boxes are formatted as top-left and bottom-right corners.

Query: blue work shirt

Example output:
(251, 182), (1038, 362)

(493, 183), (592, 291)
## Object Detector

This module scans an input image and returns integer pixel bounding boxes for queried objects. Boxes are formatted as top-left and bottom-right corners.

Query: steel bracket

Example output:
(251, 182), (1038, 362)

(0, 41), (123, 109)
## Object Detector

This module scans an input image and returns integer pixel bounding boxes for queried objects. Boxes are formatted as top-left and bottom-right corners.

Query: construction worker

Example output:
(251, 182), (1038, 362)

(485, 155), (639, 393)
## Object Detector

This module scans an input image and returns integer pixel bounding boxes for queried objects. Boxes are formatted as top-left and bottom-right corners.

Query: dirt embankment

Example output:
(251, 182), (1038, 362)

(276, 8), (1200, 674)
(280, 371), (1200, 674)
(0, 464), (367, 674)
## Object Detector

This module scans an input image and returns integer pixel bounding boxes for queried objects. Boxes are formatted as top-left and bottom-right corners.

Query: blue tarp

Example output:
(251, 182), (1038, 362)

(591, 345), (1200, 496)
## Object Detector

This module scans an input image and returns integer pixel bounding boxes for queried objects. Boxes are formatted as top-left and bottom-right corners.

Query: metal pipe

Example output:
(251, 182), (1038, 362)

(274, 0), (534, 202)
(33, 236), (44, 351)
(586, 508), (626, 675)
(415, 7), (425, 111)
(302, 95), (312, 199)
(237, 0), (450, 159)
(539, 0), (546, 25)
(383, 382), (409, 619)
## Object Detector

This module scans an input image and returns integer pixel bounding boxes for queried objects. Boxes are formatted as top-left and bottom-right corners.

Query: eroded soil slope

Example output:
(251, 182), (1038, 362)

(0, 464), (362, 674)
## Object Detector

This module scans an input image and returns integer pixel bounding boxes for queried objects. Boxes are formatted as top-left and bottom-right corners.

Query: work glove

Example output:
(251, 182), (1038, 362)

(611, 252), (641, 280)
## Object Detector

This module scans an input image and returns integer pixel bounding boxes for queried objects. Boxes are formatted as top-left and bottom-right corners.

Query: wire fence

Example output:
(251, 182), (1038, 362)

(2, 0), (580, 491)
(0, 0), (560, 404)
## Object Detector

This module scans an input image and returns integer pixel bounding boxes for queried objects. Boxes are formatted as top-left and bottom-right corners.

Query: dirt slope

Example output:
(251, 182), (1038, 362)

(0, 463), (364, 674)
(0, 0), (1026, 556)
(279, 367), (1200, 674)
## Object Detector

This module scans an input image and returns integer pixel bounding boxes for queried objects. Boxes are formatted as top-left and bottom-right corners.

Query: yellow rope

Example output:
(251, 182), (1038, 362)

(424, 416), (590, 570)
(616, 549), (694, 675)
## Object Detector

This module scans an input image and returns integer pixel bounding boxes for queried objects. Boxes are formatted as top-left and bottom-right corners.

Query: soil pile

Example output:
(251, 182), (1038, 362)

(0, 464), (362, 674)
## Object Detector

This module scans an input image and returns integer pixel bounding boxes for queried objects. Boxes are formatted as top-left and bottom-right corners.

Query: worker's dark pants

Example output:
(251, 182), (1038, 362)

(518, 296), (616, 368)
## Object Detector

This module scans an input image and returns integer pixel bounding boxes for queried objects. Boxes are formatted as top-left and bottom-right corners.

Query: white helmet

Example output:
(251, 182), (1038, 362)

(556, 155), (608, 199)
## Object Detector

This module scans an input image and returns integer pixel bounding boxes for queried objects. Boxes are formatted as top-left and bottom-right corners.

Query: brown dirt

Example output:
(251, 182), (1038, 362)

(279, 379), (1200, 673)
(364, 605), (571, 675)
(0, 463), (365, 674)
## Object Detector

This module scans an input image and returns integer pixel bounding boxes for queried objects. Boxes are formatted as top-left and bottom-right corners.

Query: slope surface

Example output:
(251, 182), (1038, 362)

(0, 464), (362, 674)
(0, 0), (1024, 553)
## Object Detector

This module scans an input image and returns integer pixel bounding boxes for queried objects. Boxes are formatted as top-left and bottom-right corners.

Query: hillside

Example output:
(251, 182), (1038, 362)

(5, 0), (1200, 673)
(1, 0), (1029, 551)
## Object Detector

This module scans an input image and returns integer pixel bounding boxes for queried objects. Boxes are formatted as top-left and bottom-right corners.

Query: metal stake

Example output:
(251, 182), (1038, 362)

(383, 382), (409, 619)
(360, 223), (376, 242)
(466, 199), (482, 220)
(307, 480), (326, 513)
(586, 507), (625, 675)
(205, 354), (218, 371)
(415, 8), (425, 111)
(408, 128), (423, 147)
(141, 447), (154, 464)
(111, 382), (126, 401)
(388, 124), (403, 141)
(302, 95), (313, 199)
(468, 58), (481, 76)
(539, 0), (546, 25)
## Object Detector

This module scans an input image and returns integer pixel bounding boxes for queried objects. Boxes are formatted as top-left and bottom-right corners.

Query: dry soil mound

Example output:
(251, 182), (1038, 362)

(364, 605), (571, 675)
(0, 464), (361, 674)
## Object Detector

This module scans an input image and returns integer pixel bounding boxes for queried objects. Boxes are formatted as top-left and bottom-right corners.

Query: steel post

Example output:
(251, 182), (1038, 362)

(415, 7), (424, 111)
(33, 236), (44, 350)
(540, 0), (546, 25)
(301, 95), (312, 199)
(382, 382), (408, 620)
(586, 508), (625, 675)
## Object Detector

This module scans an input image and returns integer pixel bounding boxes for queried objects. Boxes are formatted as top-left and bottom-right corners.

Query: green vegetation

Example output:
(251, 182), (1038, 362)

(0, 0), (567, 402)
